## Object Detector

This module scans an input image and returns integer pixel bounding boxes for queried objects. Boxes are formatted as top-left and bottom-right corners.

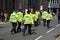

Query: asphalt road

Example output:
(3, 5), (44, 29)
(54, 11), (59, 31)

(0, 16), (60, 40)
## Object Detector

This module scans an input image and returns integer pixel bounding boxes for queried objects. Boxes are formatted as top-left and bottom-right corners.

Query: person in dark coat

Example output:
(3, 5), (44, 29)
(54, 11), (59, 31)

(56, 9), (60, 24)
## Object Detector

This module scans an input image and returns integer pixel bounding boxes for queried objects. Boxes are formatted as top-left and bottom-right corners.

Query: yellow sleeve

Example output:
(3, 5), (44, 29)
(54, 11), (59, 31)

(50, 15), (53, 20)
(30, 16), (34, 24)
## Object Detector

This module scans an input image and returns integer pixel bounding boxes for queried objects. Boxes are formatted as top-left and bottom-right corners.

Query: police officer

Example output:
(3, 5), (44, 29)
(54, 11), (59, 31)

(9, 10), (17, 34)
(35, 10), (40, 26)
(30, 9), (36, 26)
(17, 9), (23, 32)
(45, 13), (53, 28)
(23, 10), (34, 36)
(41, 11), (48, 26)
(56, 9), (60, 24)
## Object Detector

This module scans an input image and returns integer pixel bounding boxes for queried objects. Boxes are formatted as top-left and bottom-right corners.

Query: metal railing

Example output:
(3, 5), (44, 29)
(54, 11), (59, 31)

(48, 0), (60, 8)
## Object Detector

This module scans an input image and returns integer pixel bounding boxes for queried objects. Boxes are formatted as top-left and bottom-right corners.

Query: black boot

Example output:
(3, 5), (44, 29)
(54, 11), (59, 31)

(17, 28), (21, 32)
(11, 30), (14, 34)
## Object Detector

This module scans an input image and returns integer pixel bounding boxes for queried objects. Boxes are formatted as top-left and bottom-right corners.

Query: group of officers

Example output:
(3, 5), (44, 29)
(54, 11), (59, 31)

(9, 9), (53, 36)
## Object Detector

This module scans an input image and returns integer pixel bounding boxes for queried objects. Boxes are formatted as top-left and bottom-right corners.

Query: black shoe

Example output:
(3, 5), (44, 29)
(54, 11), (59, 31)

(14, 31), (17, 33)
(29, 34), (32, 35)
(44, 25), (46, 26)
(17, 29), (21, 31)
(23, 33), (25, 36)
(47, 27), (50, 28)
(17, 30), (21, 33)
(11, 30), (13, 34)
(11, 31), (15, 35)
(17, 30), (19, 32)
(28, 33), (32, 35)
(11, 32), (13, 34)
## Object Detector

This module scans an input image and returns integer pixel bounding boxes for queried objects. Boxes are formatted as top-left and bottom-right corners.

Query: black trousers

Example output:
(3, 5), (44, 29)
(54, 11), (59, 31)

(1, 16), (4, 22)
(23, 24), (32, 34)
(11, 22), (17, 33)
(34, 19), (39, 26)
(47, 20), (50, 28)
(34, 21), (37, 26)
(43, 19), (46, 26)
(17, 22), (21, 31)
(58, 17), (60, 24)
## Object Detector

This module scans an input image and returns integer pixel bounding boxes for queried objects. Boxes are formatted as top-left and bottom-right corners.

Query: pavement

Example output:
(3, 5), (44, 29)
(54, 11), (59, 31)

(0, 22), (10, 24)
(0, 16), (60, 40)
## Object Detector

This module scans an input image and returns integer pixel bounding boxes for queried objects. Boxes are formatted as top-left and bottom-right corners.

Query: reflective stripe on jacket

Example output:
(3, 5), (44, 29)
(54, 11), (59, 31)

(24, 14), (34, 24)
(9, 12), (17, 23)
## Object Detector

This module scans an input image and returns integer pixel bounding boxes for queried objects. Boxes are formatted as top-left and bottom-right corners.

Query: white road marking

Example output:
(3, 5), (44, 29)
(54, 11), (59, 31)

(47, 28), (55, 33)
(35, 36), (43, 40)
(56, 24), (60, 27)
(35, 24), (60, 40)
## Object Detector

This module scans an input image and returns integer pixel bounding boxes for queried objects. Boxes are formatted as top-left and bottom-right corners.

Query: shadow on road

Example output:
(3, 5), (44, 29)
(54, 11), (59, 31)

(31, 29), (37, 31)
(0, 26), (5, 28)
(0, 39), (4, 40)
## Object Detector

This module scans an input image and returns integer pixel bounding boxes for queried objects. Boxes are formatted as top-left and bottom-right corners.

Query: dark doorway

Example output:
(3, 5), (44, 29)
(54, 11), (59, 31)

(53, 8), (60, 13)
(53, 8), (57, 13)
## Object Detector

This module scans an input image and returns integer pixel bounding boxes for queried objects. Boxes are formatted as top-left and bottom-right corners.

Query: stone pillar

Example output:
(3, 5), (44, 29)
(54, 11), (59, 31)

(54, 0), (56, 4)
(52, 0), (53, 4)
(3, 0), (5, 10)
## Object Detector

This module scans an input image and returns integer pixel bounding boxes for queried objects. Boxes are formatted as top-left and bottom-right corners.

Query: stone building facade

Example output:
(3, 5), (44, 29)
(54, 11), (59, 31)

(0, 0), (28, 13)
(0, 0), (60, 13)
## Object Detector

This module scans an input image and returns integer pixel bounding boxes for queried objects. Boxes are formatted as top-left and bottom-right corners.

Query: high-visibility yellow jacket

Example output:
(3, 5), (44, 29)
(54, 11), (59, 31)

(41, 11), (48, 19)
(30, 12), (36, 21)
(17, 12), (23, 22)
(24, 14), (34, 24)
(35, 11), (40, 19)
(45, 14), (53, 20)
(9, 12), (17, 23)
